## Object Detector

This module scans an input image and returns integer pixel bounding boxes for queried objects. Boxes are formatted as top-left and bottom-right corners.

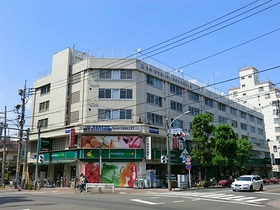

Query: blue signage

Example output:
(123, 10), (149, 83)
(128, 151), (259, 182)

(149, 127), (159, 134)
(84, 125), (112, 132)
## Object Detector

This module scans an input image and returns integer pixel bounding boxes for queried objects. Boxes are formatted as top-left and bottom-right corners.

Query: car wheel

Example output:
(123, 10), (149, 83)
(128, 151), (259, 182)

(249, 185), (253, 192)
(259, 184), (263, 191)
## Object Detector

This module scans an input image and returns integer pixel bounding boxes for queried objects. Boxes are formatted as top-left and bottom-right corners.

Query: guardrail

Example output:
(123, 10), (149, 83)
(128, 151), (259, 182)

(85, 183), (115, 193)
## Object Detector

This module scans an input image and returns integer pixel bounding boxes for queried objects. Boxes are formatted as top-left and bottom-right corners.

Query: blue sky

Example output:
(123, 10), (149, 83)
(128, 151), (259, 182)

(0, 0), (279, 129)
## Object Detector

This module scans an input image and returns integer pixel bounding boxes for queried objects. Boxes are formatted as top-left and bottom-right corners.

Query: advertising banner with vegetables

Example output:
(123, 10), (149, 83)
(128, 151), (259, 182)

(81, 135), (143, 149)
(85, 162), (137, 187)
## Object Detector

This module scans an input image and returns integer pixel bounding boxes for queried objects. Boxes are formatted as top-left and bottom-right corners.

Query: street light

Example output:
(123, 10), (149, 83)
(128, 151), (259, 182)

(166, 111), (190, 191)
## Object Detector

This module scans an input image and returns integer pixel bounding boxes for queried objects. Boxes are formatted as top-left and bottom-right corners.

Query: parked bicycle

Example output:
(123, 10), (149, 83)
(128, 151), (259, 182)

(9, 179), (23, 190)
(34, 178), (52, 190)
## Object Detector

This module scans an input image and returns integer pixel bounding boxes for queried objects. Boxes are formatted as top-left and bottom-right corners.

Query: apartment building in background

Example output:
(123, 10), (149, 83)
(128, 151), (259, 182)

(26, 48), (271, 187)
(228, 66), (280, 177)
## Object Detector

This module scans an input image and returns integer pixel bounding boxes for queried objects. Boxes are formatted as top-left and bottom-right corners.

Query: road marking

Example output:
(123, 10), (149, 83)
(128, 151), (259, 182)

(130, 199), (164, 205)
(174, 200), (185, 203)
(245, 198), (269, 203)
(149, 197), (159, 199)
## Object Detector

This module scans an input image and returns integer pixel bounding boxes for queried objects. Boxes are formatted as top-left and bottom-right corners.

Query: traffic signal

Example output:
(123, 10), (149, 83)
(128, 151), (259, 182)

(39, 155), (44, 163)
(161, 155), (168, 164)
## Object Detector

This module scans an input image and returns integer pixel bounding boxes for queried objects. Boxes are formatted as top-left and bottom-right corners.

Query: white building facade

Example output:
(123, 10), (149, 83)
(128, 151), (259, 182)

(229, 66), (280, 177)
(27, 49), (271, 187)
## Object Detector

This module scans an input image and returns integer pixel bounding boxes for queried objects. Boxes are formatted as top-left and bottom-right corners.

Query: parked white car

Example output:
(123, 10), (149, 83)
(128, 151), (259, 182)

(231, 175), (263, 192)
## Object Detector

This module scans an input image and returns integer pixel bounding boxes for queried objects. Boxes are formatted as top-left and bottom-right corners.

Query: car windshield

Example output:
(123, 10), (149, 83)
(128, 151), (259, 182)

(237, 176), (252, 181)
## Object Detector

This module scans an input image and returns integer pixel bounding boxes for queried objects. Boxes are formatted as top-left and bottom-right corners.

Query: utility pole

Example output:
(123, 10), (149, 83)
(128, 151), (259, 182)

(35, 121), (41, 181)
(1, 106), (7, 186)
(15, 81), (27, 189)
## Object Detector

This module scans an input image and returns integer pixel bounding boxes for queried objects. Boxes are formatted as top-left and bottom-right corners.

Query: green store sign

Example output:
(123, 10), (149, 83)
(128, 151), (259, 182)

(81, 149), (144, 159)
(51, 150), (78, 160)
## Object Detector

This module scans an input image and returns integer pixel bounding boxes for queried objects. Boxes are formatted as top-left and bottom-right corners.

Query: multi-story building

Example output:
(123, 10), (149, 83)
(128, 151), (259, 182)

(27, 48), (271, 187)
(228, 66), (280, 178)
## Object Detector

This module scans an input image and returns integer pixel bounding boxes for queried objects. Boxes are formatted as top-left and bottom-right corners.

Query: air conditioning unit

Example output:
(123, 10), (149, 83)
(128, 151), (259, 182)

(137, 117), (142, 123)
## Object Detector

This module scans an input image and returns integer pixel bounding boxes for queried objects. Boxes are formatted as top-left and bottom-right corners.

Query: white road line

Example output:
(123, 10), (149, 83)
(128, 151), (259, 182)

(245, 198), (269, 203)
(174, 200), (185, 203)
(149, 197), (159, 199)
(130, 199), (164, 205)
(233, 197), (257, 201)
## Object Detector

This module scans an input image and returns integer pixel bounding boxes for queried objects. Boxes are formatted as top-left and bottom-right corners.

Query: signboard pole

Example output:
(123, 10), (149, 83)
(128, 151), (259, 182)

(35, 122), (41, 182)
(189, 169), (191, 189)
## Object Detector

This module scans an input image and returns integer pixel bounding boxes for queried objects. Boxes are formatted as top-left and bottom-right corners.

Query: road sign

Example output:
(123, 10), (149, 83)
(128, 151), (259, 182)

(179, 149), (189, 158)
(186, 161), (191, 165)
(186, 164), (191, 170)
(186, 156), (191, 162)
(182, 157), (186, 163)
(170, 128), (181, 135)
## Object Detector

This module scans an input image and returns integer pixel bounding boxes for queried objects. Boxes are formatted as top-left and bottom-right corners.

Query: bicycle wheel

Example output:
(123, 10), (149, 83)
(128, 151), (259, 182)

(74, 182), (80, 193)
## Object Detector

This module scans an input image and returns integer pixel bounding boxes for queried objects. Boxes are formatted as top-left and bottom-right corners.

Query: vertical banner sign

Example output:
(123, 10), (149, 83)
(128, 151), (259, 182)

(173, 136), (178, 150)
(81, 164), (86, 176)
(69, 128), (75, 148)
(145, 136), (152, 160)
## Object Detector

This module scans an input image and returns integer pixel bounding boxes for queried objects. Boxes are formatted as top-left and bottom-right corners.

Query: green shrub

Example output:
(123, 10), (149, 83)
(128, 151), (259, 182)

(202, 180), (211, 188)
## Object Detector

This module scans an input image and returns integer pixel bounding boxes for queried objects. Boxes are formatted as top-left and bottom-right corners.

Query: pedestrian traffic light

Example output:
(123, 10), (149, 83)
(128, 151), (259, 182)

(161, 155), (168, 164)
(39, 155), (44, 163)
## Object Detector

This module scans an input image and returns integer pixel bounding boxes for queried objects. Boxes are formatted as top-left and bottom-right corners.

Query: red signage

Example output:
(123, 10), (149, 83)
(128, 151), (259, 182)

(172, 137), (178, 149)
(69, 128), (75, 148)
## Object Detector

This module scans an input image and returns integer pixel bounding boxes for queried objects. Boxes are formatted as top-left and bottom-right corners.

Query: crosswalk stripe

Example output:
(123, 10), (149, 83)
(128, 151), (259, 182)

(245, 198), (269, 203)
(233, 197), (256, 201)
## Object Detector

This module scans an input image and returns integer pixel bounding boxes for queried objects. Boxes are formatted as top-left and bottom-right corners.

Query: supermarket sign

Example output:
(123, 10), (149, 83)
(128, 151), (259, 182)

(83, 125), (140, 132)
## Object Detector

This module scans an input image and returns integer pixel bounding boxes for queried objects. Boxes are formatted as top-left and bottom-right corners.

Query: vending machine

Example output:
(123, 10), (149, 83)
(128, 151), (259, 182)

(146, 170), (156, 188)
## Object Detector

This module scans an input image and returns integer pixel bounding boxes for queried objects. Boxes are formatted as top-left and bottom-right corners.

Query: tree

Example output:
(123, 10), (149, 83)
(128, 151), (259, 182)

(236, 139), (253, 174)
(212, 124), (237, 177)
(191, 113), (215, 178)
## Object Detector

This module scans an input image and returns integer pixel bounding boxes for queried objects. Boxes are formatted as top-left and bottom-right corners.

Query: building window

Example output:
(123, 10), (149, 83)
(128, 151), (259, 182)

(170, 100), (183, 112)
(72, 73), (81, 84)
(230, 107), (237, 116)
(275, 126), (280, 132)
(250, 126), (255, 133)
(241, 123), (247, 130)
(40, 84), (50, 95)
(242, 84), (246, 87)
(274, 118), (279, 124)
(241, 77), (245, 80)
(99, 89), (132, 99)
(265, 93), (271, 99)
(218, 115), (227, 124)
(120, 89), (133, 99)
(273, 109), (279, 116)
(259, 86), (264, 91)
(251, 137), (257, 144)
(170, 84), (182, 96)
(242, 93), (246, 96)
(205, 97), (214, 107)
(218, 103), (226, 112)
(147, 75), (162, 89)
(259, 139), (265, 146)
(120, 70), (132, 79)
(231, 119), (237, 127)
(99, 70), (112, 79)
(240, 111), (246, 119)
(147, 112), (163, 126)
(39, 101), (49, 112)
(98, 109), (132, 120)
(257, 118), (263, 125)
(258, 128), (263, 135)
(241, 135), (248, 140)
(249, 115), (255, 122)
(233, 91), (238, 96)
(38, 118), (48, 128)
(189, 106), (200, 116)
(188, 91), (199, 102)
(276, 136), (280, 140)
(273, 145), (278, 152)
(147, 93), (162, 107)
(248, 75), (252, 78)
(170, 119), (183, 129)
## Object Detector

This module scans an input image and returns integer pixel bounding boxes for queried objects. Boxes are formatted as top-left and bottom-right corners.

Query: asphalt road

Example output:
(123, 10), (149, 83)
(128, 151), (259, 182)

(1, 184), (280, 210)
